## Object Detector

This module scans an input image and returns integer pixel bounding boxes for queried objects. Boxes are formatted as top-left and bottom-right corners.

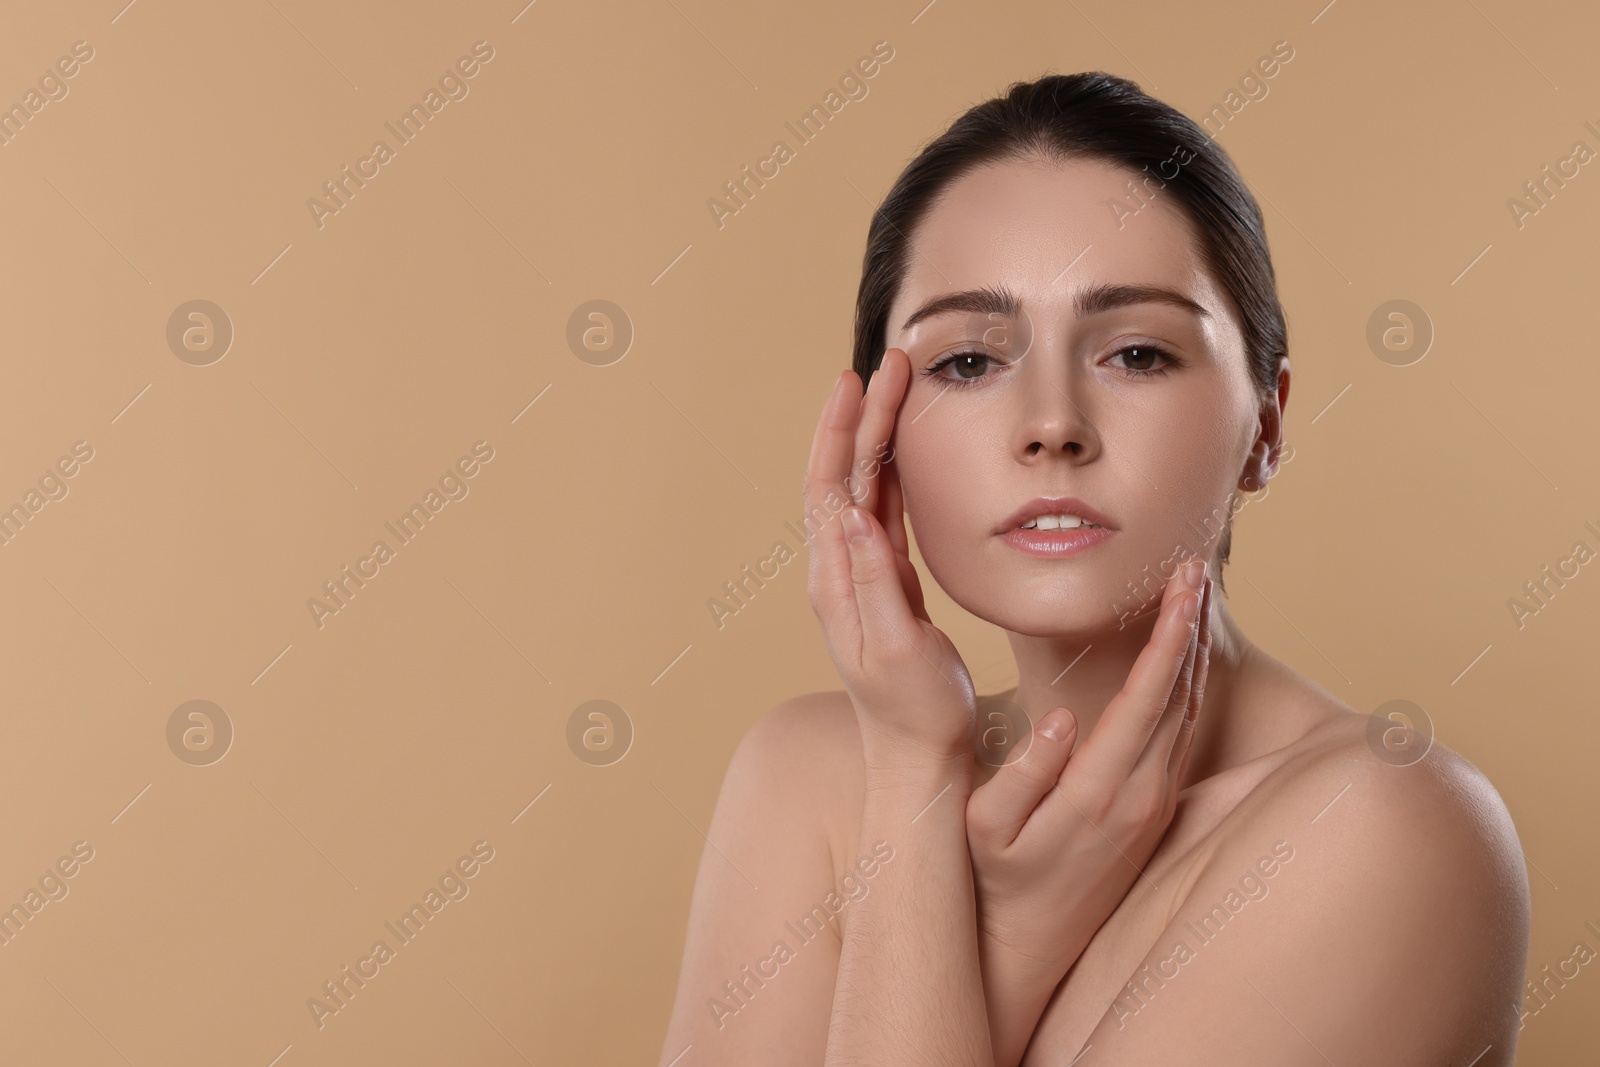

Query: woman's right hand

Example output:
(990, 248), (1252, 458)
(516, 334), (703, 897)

(804, 349), (978, 774)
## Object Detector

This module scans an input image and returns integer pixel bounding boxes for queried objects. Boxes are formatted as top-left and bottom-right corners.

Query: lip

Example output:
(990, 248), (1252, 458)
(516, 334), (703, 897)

(1001, 523), (1114, 558)
(994, 495), (1118, 535)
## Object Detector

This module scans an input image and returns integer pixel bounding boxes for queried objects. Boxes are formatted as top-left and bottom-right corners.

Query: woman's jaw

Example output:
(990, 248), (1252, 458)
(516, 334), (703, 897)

(994, 563), (1256, 781)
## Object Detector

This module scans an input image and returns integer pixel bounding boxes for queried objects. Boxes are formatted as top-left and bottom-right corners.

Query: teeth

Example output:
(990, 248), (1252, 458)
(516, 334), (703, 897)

(1021, 513), (1100, 531)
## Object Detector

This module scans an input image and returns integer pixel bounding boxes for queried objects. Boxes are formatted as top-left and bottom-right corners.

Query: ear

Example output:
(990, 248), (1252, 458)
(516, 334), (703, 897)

(1238, 356), (1290, 493)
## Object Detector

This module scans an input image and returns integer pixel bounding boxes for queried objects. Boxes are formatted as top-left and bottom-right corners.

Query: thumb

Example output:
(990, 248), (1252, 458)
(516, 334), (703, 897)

(968, 707), (1078, 848)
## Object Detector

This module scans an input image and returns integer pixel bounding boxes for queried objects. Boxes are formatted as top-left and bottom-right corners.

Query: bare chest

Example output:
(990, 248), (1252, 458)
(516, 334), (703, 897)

(827, 761), (1267, 1061)
(1017, 795), (1231, 1061)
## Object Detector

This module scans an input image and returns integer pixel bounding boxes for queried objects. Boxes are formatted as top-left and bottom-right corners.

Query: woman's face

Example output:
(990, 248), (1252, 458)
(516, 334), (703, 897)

(884, 154), (1278, 636)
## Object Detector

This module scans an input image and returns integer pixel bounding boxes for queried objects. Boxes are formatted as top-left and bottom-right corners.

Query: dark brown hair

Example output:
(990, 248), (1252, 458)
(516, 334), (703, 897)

(850, 70), (1289, 571)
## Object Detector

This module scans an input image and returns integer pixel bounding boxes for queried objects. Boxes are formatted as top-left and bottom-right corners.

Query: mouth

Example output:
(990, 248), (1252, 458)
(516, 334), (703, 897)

(995, 496), (1117, 559)
(994, 496), (1117, 535)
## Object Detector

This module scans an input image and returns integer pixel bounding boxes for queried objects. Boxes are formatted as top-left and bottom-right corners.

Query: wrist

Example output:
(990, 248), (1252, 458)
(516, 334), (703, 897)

(862, 753), (972, 828)
(864, 750), (973, 804)
(977, 913), (1081, 984)
(860, 727), (973, 780)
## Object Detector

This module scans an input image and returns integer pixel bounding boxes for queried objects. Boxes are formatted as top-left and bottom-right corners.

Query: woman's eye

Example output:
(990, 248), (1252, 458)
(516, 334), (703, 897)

(1108, 343), (1177, 379)
(922, 350), (995, 386)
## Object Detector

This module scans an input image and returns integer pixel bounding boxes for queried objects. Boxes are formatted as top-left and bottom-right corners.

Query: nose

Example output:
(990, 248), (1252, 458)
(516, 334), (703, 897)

(1011, 350), (1101, 465)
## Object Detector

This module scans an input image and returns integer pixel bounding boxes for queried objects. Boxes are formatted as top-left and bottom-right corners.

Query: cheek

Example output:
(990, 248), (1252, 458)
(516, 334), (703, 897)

(1122, 392), (1242, 495)
(892, 415), (983, 523)
(891, 416), (1004, 588)
(1117, 415), (1251, 565)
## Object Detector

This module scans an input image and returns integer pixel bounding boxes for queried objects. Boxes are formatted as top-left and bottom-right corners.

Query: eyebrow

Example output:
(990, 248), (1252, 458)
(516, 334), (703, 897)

(899, 282), (1211, 331)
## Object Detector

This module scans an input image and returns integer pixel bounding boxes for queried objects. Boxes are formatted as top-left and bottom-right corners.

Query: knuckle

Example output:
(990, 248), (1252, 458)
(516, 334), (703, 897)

(1011, 755), (1054, 793)
(1132, 787), (1165, 827)
(1005, 757), (1041, 788)
(1119, 778), (1168, 828)
(849, 553), (884, 586)
(965, 801), (1001, 842)
(1065, 780), (1113, 824)
(806, 580), (840, 620)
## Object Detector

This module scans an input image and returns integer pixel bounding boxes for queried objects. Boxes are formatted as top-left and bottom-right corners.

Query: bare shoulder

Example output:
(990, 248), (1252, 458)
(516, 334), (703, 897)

(742, 689), (867, 871)
(742, 688), (863, 764)
(1237, 704), (1529, 913)
(738, 690), (865, 806)
(655, 689), (866, 1065)
(1192, 652), (1528, 910)
(1082, 690), (1533, 1063)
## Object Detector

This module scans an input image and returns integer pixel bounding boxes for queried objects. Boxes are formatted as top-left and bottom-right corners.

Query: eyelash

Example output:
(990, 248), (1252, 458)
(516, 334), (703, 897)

(921, 343), (1184, 387)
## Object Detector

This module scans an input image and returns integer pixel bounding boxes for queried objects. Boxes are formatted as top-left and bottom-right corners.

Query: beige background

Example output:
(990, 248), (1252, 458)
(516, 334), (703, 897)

(0, 0), (1595, 1062)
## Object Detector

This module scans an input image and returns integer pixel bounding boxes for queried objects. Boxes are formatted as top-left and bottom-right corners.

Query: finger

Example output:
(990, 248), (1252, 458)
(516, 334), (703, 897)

(967, 707), (1078, 849)
(878, 460), (930, 622)
(849, 349), (908, 516)
(1137, 567), (1207, 777)
(841, 503), (922, 655)
(1115, 550), (1191, 628)
(893, 551), (930, 624)
(878, 450), (910, 559)
(1075, 562), (1204, 778)
(1170, 575), (1214, 784)
(805, 372), (867, 635)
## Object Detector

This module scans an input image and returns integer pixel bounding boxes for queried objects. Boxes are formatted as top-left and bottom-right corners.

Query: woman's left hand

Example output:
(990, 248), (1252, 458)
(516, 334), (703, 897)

(965, 564), (1213, 1065)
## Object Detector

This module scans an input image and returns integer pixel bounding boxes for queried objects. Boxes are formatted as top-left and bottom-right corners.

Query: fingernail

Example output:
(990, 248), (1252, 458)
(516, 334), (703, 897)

(843, 506), (871, 544)
(1184, 558), (1205, 589)
(1182, 589), (1200, 622)
(1038, 708), (1070, 741)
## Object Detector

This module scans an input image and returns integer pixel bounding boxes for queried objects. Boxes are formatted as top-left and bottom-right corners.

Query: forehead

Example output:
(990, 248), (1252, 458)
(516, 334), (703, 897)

(888, 155), (1228, 332)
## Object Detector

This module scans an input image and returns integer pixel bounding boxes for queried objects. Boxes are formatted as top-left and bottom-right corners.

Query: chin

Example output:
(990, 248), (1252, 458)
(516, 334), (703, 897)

(932, 567), (1114, 638)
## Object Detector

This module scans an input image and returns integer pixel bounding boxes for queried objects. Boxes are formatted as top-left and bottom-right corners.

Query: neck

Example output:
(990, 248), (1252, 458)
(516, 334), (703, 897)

(1000, 585), (1256, 790)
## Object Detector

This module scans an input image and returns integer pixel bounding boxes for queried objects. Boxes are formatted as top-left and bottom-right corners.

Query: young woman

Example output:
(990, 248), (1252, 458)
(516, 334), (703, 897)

(659, 72), (1530, 1065)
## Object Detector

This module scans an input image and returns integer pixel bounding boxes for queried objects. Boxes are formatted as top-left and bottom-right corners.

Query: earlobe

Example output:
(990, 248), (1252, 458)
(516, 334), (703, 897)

(1238, 448), (1271, 492)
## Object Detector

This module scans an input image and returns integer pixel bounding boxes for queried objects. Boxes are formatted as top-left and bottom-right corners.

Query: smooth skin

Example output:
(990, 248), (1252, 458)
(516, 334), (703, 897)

(658, 156), (1530, 1065)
